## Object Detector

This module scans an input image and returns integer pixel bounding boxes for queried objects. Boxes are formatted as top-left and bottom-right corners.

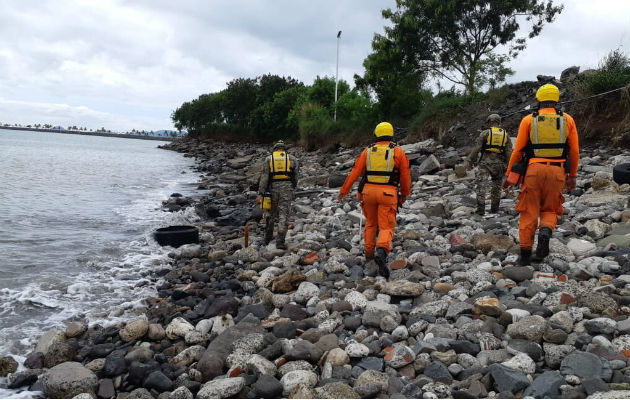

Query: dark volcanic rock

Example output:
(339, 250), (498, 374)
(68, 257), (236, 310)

(489, 364), (529, 393)
(253, 374), (283, 398)
(143, 370), (173, 392)
(523, 370), (565, 398)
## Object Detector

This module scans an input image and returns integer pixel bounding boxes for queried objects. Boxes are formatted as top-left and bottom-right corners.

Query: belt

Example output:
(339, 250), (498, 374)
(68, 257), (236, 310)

(532, 161), (564, 167)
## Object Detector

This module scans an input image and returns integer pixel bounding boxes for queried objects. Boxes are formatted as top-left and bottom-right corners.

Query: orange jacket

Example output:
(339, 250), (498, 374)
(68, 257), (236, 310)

(506, 108), (579, 177)
(340, 141), (412, 196)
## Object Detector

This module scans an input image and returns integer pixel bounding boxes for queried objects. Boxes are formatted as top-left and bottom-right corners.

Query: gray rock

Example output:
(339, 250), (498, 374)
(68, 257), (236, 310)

(253, 374), (283, 398)
(362, 301), (401, 328)
(424, 361), (452, 384)
(523, 370), (565, 398)
(41, 362), (98, 398)
(560, 351), (612, 381)
(506, 315), (547, 342)
(488, 364), (529, 393)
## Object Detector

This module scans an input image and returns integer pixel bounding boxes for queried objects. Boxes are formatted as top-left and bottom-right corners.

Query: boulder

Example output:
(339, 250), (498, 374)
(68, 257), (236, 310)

(41, 362), (98, 398)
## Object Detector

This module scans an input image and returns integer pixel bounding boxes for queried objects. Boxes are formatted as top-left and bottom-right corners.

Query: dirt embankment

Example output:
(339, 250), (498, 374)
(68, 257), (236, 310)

(411, 67), (630, 150)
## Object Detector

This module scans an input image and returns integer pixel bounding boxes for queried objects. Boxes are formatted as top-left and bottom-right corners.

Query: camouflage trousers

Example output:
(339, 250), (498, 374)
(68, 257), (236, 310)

(476, 164), (504, 212)
(265, 182), (294, 244)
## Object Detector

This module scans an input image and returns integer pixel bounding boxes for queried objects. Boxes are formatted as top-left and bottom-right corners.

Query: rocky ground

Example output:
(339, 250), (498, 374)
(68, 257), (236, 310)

(2, 136), (630, 399)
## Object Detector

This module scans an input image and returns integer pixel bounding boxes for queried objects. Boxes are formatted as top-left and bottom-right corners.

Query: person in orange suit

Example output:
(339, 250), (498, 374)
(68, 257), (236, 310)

(338, 122), (411, 278)
(503, 84), (579, 265)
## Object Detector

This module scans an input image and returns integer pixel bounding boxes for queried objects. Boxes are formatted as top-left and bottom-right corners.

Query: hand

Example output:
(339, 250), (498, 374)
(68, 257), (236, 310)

(256, 195), (262, 204)
(338, 192), (347, 203)
(502, 177), (513, 192)
(565, 175), (576, 192)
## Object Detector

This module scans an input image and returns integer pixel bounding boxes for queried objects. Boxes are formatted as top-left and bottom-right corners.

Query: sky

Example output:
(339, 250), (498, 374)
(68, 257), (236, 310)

(0, 0), (628, 132)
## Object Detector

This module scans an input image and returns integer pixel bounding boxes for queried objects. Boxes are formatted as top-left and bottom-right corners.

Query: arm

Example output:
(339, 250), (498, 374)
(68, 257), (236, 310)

(505, 115), (531, 176)
(503, 132), (513, 164)
(258, 157), (270, 195)
(291, 156), (300, 188)
(566, 115), (579, 177)
(466, 132), (485, 164)
(339, 149), (367, 196)
(396, 147), (412, 197)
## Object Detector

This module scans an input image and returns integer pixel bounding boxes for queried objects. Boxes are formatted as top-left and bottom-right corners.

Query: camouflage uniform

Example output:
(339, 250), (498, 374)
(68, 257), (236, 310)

(258, 153), (300, 246)
(466, 130), (513, 213)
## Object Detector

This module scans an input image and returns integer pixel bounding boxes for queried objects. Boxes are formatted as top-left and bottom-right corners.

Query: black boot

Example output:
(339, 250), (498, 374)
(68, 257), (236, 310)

(276, 232), (287, 250)
(490, 201), (499, 214)
(519, 248), (532, 266)
(476, 204), (485, 216)
(534, 227), (552, 261)
(264, 220), (274, 245)
(375, 248), (390, 279)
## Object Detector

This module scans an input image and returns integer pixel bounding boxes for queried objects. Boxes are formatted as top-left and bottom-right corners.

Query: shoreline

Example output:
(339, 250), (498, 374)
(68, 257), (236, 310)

(0, 126), (176, 142)
(2, 138), (630, 399)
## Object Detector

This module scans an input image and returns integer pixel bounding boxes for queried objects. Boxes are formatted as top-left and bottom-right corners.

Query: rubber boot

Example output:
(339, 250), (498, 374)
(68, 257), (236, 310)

(490, 200), (499, 214)
(534, 227), (552, 261)
(476, 204), (485, 216)
(276, 232), (287, 250)
(264, 221), (274, 245)
(375, 248), (390, 279)
(519, 248), (532, 266)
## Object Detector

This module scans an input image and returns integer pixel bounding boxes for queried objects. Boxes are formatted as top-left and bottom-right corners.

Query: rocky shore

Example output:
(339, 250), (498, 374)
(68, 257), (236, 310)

(2, 136), (630, 399)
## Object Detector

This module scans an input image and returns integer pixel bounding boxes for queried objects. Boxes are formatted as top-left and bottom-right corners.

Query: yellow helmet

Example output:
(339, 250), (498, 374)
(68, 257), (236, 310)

(536, 84), (560, 103)
(374, 122), (394, 138)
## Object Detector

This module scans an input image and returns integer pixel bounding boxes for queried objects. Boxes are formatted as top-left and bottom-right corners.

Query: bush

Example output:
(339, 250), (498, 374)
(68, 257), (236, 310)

(408, 90), (482, 139)
(575, 49), (630, 95)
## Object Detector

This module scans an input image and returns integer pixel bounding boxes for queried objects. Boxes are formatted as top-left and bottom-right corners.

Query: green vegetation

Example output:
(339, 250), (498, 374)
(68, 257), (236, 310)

(573, 49), (630, 96)
(172, 0), (566, 148)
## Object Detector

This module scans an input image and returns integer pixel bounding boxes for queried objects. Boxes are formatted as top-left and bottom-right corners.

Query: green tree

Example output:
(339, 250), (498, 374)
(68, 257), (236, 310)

(379, 0), (563, 94)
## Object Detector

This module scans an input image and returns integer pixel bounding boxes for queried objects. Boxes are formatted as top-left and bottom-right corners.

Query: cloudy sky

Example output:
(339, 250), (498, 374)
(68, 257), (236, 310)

(0, 0), (627, 132)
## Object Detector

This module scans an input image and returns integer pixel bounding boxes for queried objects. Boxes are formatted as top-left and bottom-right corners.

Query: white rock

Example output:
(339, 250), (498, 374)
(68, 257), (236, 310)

(165, 317), (195, 340)
(567, 238), (597, 257)
(195, 319), (214, 336)
(280, 370), (318, 396)
(345, 291), (368, 310)
(180, 244), (202, 258)
(345, 342), (370, 358)
(293, 282), (320, 304)
(211, 315), (234, 335)
(502, 353), (536, 374)
(197, 377), (245, 399)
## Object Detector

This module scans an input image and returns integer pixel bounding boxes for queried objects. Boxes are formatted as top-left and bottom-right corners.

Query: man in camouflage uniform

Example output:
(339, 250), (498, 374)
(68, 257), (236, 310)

(258, 140), (299, 249)
(465, 114), (513, 215)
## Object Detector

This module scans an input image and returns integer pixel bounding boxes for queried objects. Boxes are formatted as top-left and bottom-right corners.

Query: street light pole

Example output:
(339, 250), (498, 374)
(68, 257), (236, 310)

(334, 30), (342, 121)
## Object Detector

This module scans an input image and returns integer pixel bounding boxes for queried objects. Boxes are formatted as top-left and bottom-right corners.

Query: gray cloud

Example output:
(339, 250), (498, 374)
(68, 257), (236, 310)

(0, 0), (627, 131)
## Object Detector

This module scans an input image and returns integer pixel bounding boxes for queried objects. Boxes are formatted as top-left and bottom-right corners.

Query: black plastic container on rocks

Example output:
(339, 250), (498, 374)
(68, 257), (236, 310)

(154, 226), (199, 247)
(613, 163), (630, 185)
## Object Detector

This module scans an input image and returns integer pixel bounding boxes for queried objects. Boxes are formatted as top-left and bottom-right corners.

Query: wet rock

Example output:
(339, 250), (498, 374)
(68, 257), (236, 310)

(7, 371), (38, 389)
(0, 356), (18, 377)
(36, 329), (66, 354)
(66, 322), (87, 338)
(119, 318), (149, 342)
(44, 341), (77, 368)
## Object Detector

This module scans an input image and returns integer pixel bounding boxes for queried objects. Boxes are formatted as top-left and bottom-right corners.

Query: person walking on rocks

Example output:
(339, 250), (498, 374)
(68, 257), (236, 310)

(258, 140), (299, 249)
(464, 114), (513, 215)
(338, 122), (411, 278)
(503, 84), (579, 265)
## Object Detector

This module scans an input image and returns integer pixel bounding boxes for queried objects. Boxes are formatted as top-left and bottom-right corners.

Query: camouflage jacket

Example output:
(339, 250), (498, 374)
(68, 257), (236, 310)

(258, 153), (300, 194)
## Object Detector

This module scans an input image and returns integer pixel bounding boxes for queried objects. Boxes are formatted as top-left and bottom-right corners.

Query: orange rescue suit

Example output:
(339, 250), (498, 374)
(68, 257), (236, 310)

(506, 108), (580, 249)
(339, 141), (411, 257)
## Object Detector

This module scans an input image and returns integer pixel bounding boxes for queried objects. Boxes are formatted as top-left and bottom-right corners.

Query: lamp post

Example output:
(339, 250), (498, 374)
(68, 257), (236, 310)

(334, 30), (342, 121)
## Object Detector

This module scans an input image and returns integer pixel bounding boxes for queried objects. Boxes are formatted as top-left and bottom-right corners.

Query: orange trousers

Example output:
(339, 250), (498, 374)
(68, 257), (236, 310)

(359, 184), (398, 257)
(515, 163), (566, 249)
